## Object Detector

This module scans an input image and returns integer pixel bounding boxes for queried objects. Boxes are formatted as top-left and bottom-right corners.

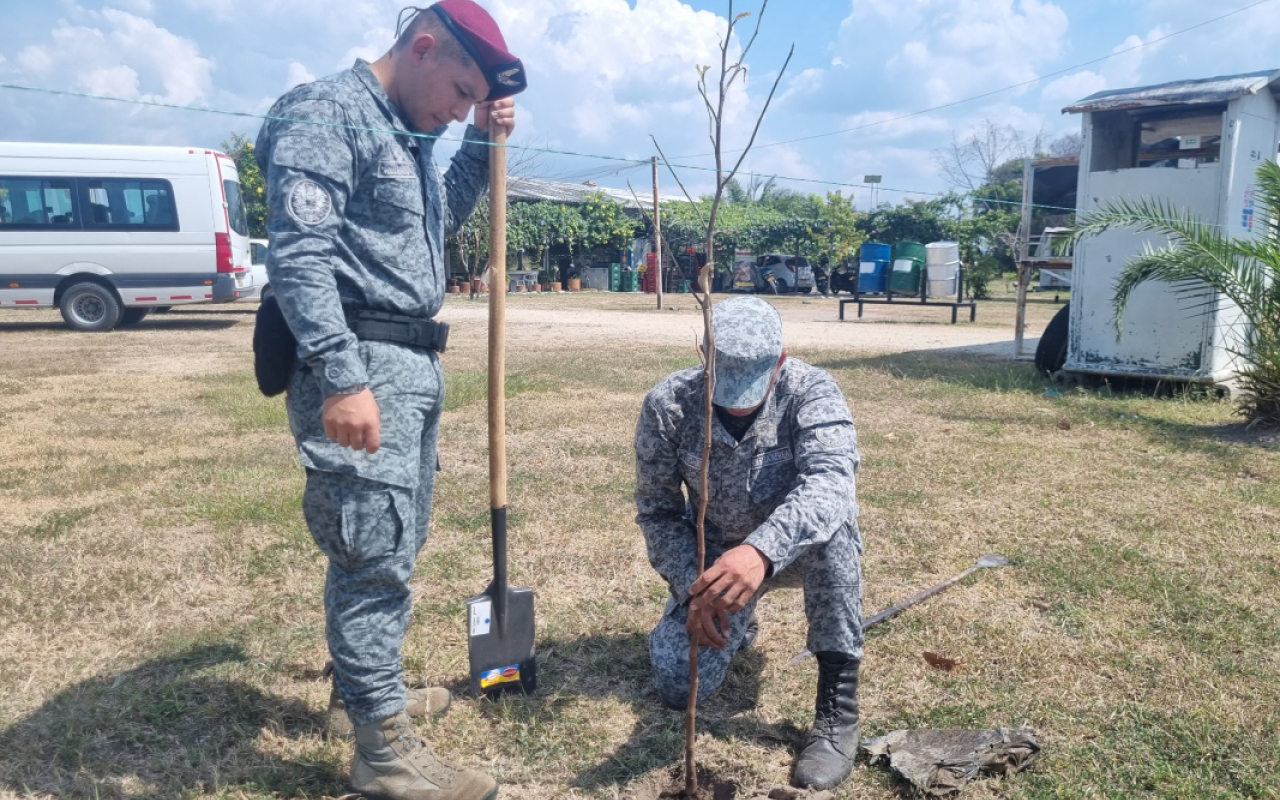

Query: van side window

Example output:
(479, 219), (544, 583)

(81, 179), (179, 231)
(0, 177), (76, 227)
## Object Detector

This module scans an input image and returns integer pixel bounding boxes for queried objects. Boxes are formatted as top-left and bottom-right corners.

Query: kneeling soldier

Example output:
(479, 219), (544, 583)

(634, 296), (864, 790)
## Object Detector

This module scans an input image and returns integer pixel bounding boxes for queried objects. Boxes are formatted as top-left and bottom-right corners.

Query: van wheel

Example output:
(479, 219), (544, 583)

(118, 308), (151, 327)
(60, 282), (122, 332)
(1035, 302), (1071, 376)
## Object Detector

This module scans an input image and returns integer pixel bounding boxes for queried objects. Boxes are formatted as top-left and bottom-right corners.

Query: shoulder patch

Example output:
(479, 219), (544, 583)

(815, 424), (854, 448)
(288, 179), (332, 226)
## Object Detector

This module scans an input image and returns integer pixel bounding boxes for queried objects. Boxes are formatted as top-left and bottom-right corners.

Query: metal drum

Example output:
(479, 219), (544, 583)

(925, 241), (961, 298)
(889, 241), (927, 296)
(858, 242), (892, 294)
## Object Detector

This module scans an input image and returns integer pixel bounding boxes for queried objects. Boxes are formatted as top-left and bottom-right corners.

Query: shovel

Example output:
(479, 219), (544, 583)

(465, 121), (537, 698)
(786, 554), (1009, 667)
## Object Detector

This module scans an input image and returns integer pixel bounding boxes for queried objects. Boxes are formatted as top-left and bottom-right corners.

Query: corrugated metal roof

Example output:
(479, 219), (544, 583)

(1063, 69), (1280, 114)
(507, 176), (687, 209)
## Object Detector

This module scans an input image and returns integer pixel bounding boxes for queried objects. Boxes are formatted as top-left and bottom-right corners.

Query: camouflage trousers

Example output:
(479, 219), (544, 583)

(288, 340), (444, 727)
(649, 526), (862, 709)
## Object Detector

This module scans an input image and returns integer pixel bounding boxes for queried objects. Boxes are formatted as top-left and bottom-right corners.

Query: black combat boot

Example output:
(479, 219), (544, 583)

(792, 653), (860, 790)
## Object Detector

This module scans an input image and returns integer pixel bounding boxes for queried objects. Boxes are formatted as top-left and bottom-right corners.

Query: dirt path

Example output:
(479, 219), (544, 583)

(438, 293), (1050, 357)
(0, 292), (1057, 375)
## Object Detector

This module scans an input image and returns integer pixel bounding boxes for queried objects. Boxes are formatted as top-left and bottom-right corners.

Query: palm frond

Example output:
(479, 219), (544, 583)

(1064, 163), (1280, 425)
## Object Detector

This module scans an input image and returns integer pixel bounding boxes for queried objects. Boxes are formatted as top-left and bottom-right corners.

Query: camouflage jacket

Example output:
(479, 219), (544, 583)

(634, 359), (861, 602)
(256, 59), (490, 396)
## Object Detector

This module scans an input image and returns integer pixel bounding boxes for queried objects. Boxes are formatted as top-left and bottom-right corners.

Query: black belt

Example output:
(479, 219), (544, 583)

(342, 303), (449, 353)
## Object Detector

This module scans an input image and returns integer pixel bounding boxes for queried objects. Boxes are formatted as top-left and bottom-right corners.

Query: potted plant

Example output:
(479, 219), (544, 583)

(566, 267), (581, 292)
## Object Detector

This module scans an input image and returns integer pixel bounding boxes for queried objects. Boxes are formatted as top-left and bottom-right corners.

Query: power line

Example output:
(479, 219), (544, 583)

(0, 77), (1087, 214)
(672, 0), (1277, 159)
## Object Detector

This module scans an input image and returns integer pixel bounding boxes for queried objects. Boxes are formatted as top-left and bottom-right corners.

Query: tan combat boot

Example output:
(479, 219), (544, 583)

(324, 662), (452, 742)
(350, 712), (497, 800)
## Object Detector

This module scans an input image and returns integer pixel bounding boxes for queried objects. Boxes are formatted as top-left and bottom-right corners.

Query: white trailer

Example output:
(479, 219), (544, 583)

(0, 142), (254, 331)
(1035, 70), (1280, 389)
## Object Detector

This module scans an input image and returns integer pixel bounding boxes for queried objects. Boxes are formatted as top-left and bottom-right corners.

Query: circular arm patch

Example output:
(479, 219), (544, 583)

(288, 179), (332, 226)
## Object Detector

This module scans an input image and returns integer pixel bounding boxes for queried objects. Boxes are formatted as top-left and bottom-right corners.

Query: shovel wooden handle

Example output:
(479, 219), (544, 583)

(488, 125), (507, 513)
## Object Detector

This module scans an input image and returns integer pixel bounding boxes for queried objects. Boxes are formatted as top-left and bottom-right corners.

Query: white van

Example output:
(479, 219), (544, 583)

(0, 142), (253, 331)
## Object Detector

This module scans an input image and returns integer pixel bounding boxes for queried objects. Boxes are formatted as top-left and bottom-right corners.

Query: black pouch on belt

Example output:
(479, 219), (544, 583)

(253, 293), (298, 397)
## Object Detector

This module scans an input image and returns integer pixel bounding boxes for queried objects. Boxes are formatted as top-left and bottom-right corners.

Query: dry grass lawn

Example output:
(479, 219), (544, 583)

(1, 291), (1277, 799)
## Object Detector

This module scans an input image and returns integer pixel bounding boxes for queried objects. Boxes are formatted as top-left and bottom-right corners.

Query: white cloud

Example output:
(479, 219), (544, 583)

(870, 0), (1070, 105)
(1041, 70), (1107, 108)
(743, 143), (817, 184)
(285, 61), (315, 90)
(484, 0), (742, 147)
(1039, 26), (1170, 111)
(83, 64), (141, 99)
(14, 8), (213, 105)
(338, 27), (395, 70)
(832, 110), (953, 142)
(778, 68), (825, 104)
(112, 0), (155, 14)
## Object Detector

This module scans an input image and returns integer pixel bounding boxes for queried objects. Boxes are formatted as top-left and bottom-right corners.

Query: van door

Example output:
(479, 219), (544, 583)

(214, 154), (253, 301)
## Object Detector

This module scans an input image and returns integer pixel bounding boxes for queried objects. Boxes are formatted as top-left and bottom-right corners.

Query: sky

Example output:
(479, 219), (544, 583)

(2, 0), (1279, 202)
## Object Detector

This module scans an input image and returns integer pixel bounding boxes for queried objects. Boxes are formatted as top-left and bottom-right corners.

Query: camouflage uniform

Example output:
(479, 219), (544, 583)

(256, 59), (489, 726)
(635, 352), (863, 709)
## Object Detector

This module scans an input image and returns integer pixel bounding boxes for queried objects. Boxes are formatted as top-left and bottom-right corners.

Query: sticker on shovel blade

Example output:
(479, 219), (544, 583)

(480, 665), (521, 690)
(470, 600), (492, 636)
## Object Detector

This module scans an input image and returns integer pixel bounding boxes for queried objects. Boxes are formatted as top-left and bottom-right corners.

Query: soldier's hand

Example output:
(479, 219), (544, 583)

(686, 595), (731, 650)
(322, 389), (382, 454)
(476, 97), (516, 137)
(689, 545), (771, 613)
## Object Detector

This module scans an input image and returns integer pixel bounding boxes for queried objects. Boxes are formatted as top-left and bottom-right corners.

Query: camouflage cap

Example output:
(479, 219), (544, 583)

(708, 295), (784, 410)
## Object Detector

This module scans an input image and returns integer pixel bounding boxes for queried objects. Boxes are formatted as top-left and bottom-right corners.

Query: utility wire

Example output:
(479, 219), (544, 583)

(0, 0), (1268, 209)
(672, 0), (1277, 159)
(0, 78), (1070, 211)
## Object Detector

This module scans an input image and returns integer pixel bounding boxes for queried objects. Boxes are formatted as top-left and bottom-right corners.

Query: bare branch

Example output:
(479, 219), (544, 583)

(650, 135), (706, 228)
(725, 43), (794, 185)
(740, 0), (771, 62)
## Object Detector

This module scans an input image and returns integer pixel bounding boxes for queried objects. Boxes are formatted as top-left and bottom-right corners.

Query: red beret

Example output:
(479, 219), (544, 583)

(430, 0), (527, 101)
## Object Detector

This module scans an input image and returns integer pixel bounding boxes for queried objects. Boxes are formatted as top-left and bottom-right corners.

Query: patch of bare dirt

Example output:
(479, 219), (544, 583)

(438, 294), (1043, 356)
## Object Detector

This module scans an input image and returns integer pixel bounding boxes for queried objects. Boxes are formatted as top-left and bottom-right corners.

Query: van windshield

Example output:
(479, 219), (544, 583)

(224, 180), (249, 237)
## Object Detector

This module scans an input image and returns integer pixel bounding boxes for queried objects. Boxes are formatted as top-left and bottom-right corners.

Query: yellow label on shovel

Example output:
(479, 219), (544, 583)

(480, 665), (521, 690)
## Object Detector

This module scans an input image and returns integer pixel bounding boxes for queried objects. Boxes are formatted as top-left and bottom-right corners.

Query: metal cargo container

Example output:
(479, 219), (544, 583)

(1060, 69), (1280, 387)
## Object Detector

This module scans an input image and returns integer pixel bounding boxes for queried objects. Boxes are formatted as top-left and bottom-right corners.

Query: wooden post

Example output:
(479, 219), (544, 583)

(1015, 158), (1034, 360)
(1014, 261), (1030, 359)
(653, 156), (664, 310)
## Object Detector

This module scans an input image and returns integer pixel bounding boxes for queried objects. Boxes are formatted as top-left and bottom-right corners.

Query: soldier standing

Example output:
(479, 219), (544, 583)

(634, 295), (864, 791)
(256, 3), (525, 799)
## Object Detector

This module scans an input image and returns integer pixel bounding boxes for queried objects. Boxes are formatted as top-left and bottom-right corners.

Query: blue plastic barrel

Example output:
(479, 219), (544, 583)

(858, 242), (892, 294)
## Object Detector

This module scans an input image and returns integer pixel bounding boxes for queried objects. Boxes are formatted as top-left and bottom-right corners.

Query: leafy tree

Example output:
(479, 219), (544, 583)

(580, 192), (640, 249)
(1068, 160), (1280, 423)
(221, 132), (266, 239)
(820, 192), (865, 266)
(857, 196), (960, 247)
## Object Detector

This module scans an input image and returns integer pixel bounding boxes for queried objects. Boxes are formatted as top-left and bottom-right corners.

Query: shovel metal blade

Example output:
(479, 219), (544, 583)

(466, 509), (537, 698)
(466, 586), (536, 698)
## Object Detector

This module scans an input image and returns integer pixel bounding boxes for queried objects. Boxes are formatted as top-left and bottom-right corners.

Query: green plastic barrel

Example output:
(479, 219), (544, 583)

(889, 241), (927, 296)
(609, 263), (622, 292)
